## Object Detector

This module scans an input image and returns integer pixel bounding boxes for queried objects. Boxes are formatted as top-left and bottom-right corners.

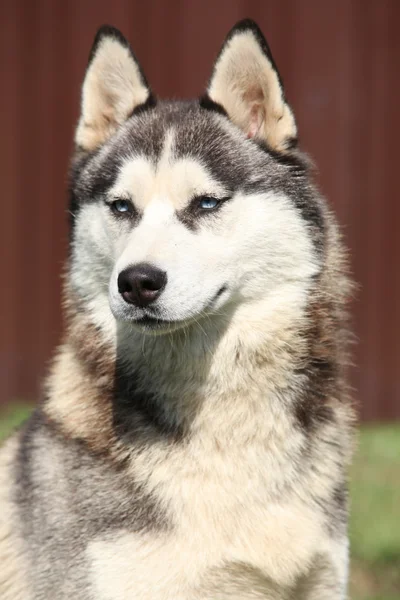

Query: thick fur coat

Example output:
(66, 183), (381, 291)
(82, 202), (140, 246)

(0, 20), (354, 600)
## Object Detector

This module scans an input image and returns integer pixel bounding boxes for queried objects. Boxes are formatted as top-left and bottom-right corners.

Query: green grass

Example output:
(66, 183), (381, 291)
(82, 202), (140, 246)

(0, 403), (33, 439)
(1, 405), (399, 598)
(349, 425), (400, 599)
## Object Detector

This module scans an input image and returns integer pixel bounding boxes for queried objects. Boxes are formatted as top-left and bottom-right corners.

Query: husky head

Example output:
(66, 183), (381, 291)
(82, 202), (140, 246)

(70, 21), (323, 337)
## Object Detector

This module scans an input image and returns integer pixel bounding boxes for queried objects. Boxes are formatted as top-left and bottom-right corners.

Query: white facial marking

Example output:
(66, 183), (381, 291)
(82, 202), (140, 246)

(109, 157), (155, 211)
(72, 127), (318, 336)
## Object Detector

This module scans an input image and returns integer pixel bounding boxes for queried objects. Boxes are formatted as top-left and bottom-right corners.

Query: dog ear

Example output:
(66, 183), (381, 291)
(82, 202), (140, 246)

(75, 26), (154, 151)
(204, 19), (297, 153)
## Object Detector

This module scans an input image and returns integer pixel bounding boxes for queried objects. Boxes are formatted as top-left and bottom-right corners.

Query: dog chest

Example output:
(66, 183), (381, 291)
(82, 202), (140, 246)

(87, 449), (324, 599)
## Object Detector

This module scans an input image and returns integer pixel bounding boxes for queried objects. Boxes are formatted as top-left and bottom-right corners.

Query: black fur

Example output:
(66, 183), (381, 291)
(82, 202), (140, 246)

(113, 362), (185, 442)
(177, 195), (232, 231)
(199, 94), (228, 117)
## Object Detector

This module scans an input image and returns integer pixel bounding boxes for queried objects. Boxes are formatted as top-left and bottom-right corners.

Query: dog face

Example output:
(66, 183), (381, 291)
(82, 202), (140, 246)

(70, 22), (322, 335)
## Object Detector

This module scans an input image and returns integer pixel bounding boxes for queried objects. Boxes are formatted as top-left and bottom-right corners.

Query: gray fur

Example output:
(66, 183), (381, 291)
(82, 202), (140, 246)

(13, 409), (168, 598)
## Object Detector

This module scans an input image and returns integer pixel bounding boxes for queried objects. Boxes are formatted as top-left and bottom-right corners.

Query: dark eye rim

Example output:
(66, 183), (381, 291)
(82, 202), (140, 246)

(108, 198), (135, 219)
(194, 195), (231, 212)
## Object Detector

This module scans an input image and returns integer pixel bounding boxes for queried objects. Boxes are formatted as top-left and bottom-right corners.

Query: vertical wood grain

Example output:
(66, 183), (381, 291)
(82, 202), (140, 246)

(1, 0), (398, 420)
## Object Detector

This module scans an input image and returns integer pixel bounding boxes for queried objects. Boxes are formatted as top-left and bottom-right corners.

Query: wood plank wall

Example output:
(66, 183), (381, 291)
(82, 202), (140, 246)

(1, 0), (399, 420)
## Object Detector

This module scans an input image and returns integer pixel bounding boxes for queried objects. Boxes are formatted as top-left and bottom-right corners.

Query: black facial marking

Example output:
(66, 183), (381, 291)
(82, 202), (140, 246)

(177, 195), (230, 231)
(68, 150), (96, 235)
(172, 104), (250, 191)
(69, 109), (168, 237)
(68, 148), (121, 240)
(107, 197), (142, 227)
(254, 141), (307, 176)
(70, 100), (325, 254)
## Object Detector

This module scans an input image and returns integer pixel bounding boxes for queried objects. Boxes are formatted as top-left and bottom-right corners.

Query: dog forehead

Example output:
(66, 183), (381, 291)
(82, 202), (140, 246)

(111, 143), (229, 211)
(104, 104), (251, 208)
(119, 102), (251, 187)
(74, 101), (271, 208)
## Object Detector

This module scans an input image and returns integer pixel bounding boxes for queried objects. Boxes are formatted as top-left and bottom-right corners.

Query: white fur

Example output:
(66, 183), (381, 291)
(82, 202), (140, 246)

(71, 133), (318, 341)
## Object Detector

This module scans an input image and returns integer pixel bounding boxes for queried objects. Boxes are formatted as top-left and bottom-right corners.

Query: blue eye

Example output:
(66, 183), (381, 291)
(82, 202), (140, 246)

(111, 199), (132, 215)
(198, 197), (220, 210)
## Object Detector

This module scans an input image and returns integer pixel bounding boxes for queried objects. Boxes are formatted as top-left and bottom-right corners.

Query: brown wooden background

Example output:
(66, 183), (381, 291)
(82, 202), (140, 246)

(1, 0), (399, 421)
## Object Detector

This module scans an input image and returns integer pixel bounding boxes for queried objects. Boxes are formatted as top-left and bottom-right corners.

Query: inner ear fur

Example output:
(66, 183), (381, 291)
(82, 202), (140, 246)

(207, 19), (297, 153)
(75, 26), (153, 152)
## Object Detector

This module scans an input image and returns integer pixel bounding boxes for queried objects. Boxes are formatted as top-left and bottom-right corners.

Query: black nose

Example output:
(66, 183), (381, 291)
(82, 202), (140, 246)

(118, 263), (167, 307)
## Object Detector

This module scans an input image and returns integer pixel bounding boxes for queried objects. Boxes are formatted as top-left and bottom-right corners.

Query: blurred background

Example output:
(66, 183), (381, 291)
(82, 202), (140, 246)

(0, 1), (399, 598)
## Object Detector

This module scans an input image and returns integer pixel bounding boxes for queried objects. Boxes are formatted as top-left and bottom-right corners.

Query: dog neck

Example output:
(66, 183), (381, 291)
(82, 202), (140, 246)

(44, 280), (333, 457)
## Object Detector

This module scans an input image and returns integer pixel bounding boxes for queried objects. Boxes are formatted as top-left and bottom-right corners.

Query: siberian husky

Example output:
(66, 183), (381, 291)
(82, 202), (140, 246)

(0, 19), (354, 599)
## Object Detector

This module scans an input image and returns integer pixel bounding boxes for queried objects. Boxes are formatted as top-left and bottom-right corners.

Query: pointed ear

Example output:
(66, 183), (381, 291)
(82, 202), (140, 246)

(205, 20), (297, 153)
(75, 26), (154, 152)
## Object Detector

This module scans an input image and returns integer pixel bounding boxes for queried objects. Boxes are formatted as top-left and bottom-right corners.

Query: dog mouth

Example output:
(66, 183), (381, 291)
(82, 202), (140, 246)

(127, 286), (229, 333)
(134, 314), (178, 331)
